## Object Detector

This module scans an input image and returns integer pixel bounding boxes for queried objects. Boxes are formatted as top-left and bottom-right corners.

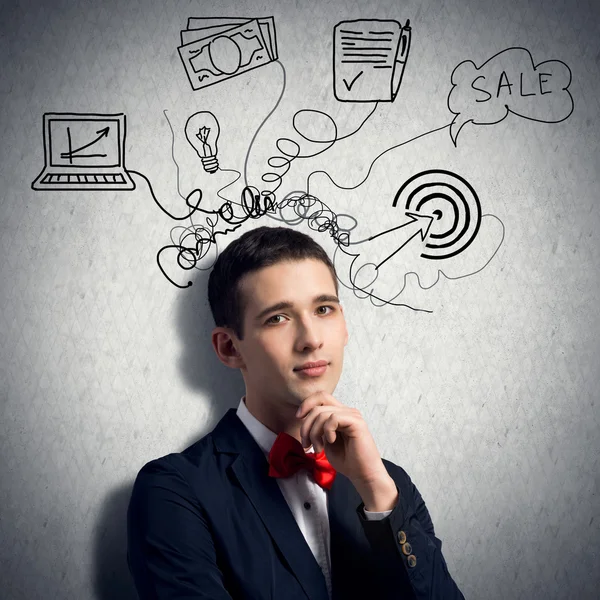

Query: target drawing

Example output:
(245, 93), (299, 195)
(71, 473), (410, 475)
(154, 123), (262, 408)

(392, 169), (482, 260)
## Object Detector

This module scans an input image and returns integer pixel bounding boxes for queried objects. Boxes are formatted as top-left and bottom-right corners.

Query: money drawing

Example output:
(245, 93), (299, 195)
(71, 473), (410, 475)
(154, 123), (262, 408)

(178, 17), (278, 91)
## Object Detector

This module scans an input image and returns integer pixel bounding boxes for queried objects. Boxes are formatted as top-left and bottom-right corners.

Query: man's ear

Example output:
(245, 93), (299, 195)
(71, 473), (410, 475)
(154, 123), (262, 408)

(211, 327), (245, 369)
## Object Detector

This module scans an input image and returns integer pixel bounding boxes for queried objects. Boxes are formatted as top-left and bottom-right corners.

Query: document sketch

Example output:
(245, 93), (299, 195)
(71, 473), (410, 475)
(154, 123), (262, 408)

(333, 19), (412, 102)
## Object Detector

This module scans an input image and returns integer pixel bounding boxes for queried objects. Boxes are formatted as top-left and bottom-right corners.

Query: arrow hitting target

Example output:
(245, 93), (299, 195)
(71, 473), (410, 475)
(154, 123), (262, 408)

(392, 169), (482, 260)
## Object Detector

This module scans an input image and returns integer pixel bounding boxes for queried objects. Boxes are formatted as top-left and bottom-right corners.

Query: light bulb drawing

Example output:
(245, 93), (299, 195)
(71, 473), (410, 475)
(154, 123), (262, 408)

(185, 111), (220, 174)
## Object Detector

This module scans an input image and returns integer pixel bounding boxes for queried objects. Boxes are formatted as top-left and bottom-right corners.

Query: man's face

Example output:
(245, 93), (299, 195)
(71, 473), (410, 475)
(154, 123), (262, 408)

(229, 258), (349, 420)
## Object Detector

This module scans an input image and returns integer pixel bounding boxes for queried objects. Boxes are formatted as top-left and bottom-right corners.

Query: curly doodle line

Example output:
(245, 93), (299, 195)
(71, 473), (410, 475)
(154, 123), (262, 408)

(131, 169), (278, 287)
(244, 61), (379, 200)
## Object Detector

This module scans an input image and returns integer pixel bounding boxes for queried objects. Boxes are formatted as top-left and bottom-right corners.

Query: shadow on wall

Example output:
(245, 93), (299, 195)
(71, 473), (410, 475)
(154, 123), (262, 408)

(93, 484), (140, 600)
(175, 265), (246, 439)
(93, 267), (245, 599)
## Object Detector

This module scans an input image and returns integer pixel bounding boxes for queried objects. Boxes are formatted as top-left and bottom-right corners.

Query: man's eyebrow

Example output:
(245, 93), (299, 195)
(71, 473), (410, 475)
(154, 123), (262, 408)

(254, 294), (340, 322)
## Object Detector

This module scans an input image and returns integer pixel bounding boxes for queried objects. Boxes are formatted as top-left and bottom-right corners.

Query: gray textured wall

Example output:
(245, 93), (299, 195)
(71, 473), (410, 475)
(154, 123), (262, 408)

(1, 0), (599, 598)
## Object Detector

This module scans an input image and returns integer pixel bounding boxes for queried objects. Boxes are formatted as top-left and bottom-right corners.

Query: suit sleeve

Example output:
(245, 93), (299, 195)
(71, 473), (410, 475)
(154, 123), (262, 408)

(355, 461), (465, 599)
(127, 457), (234, 599)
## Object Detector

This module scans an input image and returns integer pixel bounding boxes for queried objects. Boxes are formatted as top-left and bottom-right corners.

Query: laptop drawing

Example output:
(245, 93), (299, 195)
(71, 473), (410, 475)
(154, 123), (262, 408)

(32, 112), (135, 191)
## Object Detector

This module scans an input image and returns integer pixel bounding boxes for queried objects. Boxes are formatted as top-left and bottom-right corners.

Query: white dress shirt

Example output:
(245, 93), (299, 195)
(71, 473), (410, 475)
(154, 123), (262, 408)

(236, 396), (392, 599)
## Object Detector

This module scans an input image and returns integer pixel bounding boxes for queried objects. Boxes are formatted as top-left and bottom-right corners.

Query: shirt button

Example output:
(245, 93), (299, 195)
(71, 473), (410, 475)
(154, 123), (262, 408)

(407, 554), (417, 568)
(304, 501), (311, 510)
(401, 542), (412, 555)
(397, 530), (407, 544)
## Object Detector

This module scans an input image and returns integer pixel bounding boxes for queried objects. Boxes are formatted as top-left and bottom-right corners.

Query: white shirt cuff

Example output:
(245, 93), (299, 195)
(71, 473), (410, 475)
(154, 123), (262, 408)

(362, 507), (393, 520)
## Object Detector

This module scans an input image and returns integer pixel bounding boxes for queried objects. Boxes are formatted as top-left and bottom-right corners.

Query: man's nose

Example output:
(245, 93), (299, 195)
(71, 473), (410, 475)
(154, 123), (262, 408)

(295, 316), (323, 350)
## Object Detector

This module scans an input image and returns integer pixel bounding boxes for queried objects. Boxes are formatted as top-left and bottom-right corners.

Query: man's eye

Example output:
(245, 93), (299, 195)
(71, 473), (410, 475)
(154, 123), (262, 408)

(317, 305), (335, 315)
(266, 315), (284, 325)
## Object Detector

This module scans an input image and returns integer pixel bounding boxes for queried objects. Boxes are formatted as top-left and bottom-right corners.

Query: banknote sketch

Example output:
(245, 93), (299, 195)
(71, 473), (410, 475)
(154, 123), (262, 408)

(31, 112), (135, 191)
(178, 16), (278, 91)
(447, 46), (573, 145)
(333, 19), (412, 102)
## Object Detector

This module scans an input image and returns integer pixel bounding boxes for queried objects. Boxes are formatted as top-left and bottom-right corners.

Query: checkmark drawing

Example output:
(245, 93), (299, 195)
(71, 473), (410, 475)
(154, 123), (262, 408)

(343, 70), (364, 91)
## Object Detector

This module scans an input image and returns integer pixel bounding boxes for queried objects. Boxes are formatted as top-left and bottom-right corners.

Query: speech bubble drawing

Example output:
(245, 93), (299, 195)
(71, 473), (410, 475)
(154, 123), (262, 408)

(447, 47), (573, 145)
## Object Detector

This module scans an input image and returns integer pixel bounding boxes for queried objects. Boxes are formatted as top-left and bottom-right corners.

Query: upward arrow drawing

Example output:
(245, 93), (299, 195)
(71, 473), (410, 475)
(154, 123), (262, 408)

(60, 126), (110, 159)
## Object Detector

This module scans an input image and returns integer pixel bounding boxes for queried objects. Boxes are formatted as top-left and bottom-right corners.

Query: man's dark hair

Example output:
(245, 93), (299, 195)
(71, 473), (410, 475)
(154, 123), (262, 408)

(208, 226), (339, 340)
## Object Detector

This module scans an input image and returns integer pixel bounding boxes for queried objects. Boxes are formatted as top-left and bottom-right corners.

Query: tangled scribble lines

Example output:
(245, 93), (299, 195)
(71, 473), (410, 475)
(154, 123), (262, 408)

(133, 47), (551, 311)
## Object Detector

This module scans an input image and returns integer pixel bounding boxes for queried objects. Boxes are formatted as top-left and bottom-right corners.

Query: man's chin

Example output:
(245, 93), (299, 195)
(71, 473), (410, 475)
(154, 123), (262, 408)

(289, 381), (334, 403)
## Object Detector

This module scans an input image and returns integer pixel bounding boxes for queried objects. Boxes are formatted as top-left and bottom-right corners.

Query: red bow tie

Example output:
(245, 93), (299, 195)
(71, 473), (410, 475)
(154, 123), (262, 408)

(268, 432), (337, 490)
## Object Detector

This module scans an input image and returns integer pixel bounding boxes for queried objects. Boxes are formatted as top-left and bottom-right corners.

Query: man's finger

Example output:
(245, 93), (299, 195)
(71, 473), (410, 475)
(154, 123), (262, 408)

(301, 408), (333, 447)
(297, 391), (340, 418)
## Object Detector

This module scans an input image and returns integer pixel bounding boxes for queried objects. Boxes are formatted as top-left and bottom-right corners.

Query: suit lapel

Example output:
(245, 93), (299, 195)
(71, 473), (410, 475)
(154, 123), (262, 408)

(213, 409), (330, 600)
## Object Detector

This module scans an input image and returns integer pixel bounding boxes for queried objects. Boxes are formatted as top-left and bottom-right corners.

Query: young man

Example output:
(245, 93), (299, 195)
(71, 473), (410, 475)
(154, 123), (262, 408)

(127, 226), (465, 599)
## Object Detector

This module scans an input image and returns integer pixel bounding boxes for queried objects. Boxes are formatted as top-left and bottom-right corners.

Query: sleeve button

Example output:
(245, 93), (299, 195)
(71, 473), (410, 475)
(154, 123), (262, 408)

(401, 542), (412, 555)
(407, 554), (417, 567)
(397, 530), (407, 544)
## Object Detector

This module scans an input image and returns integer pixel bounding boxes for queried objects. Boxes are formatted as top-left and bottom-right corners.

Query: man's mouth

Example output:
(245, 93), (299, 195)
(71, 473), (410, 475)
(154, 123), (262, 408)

(294, 361), (329, 376)
(294, 360), (328, 371)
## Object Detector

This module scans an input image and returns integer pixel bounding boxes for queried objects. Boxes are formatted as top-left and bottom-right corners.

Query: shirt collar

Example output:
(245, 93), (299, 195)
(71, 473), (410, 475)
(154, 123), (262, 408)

(236, 395), (313, 457)
(236, 396), (278, 457)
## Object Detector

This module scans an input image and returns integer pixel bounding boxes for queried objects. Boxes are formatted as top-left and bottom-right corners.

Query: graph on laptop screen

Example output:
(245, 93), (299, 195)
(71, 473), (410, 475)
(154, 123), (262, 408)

(49, 116), (121, 168)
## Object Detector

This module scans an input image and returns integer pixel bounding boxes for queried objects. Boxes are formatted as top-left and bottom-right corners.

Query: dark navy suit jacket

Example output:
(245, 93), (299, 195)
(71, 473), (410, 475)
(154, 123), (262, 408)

(127, 408), (465, 599)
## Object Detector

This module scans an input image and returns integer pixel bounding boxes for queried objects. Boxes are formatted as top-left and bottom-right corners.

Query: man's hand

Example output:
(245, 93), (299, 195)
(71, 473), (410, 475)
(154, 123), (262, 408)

(296, 391), (393, 494)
